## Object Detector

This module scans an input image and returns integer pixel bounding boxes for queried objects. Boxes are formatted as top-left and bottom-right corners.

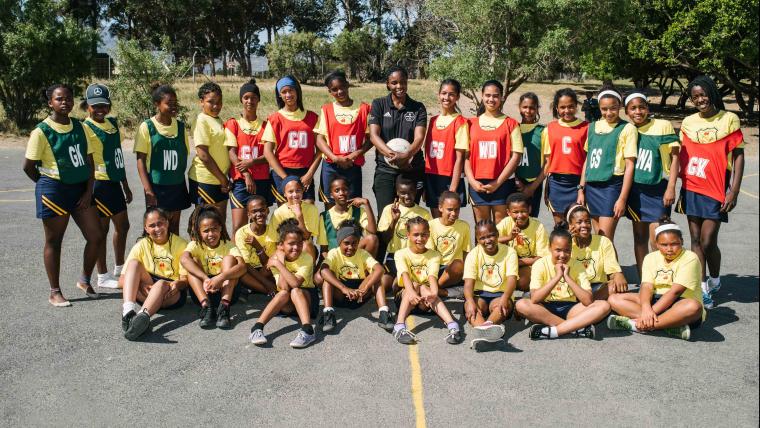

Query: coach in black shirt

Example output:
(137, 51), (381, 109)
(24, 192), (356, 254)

(368, 66), (428, 215)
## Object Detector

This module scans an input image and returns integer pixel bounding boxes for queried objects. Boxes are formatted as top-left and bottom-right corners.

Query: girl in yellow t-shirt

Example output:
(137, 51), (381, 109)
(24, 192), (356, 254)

(315, 219), (387, 332)
(188, 83), (231, 223)
(235, 196), (277, 296)
(607, 218), (704, 340)
(464, 220), (519, 351)
(271, 176), (320, 261)
(180, 205), (246, 330)
(249, 219), (319, 349)
(120, 207), (189, 341)
(23, 84), (102, 307)
(565, 203), (628, 300)
(392, 217), (462, 345)
(497, 192), (550, 292)
(515, 225), (611, 340)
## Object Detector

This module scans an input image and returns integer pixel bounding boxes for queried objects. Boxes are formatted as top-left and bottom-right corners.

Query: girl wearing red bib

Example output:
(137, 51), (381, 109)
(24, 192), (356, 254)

(225, 79), (272, 233)
(676, 76), (745, 309)
(315, 71), (372, 206)
(424, 79), (469, 218)
(542, 88), (588, 225)
(464, 80), (523, 224)
(262, 75), (320, 204)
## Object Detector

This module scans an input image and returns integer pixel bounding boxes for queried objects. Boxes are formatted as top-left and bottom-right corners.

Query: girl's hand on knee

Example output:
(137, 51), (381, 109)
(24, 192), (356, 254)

(464, 300), (478, 320)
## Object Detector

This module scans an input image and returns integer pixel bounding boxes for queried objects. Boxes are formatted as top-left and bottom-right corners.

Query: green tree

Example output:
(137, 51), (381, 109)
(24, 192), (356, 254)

(266, 32), (331, 82)
(289, 0), (338, 36)
(332, 26), (386, 81)
(0, 0), (97, 128)
(110, 39), (190, 128)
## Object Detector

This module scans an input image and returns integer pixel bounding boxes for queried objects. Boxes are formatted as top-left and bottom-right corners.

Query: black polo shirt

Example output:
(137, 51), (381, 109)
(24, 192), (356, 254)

(368, 93), (427, 171)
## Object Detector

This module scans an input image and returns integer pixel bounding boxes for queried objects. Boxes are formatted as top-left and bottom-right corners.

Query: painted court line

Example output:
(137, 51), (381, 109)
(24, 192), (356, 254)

(0, 188), (32, 193)
(0, 199), (33, 202)
(740, 189), (758, 199)
(406, 316), (427, 428)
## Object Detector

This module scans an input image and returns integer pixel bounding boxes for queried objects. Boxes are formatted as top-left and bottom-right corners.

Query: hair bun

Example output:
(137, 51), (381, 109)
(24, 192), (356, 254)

(554, 221), (570, 232)
(247, 78), (257, 85)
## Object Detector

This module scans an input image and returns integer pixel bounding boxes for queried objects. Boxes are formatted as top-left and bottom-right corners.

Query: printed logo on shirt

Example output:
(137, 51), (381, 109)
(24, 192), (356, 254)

(696, 127), (719, 144)
(435, 234), (457, 258)
(511, 234), (532, 258)
(339, 264), (361, 279)
(205, 254), (224, 275)
(335, 112), (355, 124)
(154, 256), (175, 277)
(403, 112), (416, 122)
(480, 263), (501, 285)
(410, 264), (429, 281)
(654, 268), (674, 285)
(577, 257), (597, 280)
(383, 112), (392, 118)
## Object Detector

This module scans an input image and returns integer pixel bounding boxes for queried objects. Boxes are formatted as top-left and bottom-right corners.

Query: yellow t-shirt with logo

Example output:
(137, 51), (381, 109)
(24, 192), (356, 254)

(432, 112), (470, 151)
(272, 202), (320, 238)
(395, 248), (441, 287)
(261, 108), (307, 145)
(224, 117), (264, 149)
(425, 218), (471, 265)
(25, 117), (96, 180)
(641, 249), (705, 320)
(271, 252), (314, 289)
(584, 120), (638, 176)
(571, 234), (622, 283)
(133, 117), (191, 173)
(530, 256), (591, 302)
(181, 240), (242, 276)
(679, 110), (744, 171)
(126, 234), (188, 281)
(82, 117), (125, 181)
(496, 217), (550, 259)
(317, 206), (370, 247)
(188, 112), (230, 185)
(541, 118), (584, 157)
(377, 204), (432, 253)
(636, 118), (680, 178)
(234, 223), (278, 268)
(323, 248), (379, 280)
(463, 244), (519, 293)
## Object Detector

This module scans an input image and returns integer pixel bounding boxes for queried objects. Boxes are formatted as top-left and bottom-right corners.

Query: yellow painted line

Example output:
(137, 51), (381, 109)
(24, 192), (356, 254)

(0, 199), (33, 202)
(740, 189), (759, 199)
(406, 316), (427, 428)
(0, 188), (33, 193)
(743, 173), (758, 178)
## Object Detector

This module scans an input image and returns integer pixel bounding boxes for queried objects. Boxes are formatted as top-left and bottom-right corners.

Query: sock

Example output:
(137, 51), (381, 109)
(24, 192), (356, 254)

(323, 306), (334, 313)
(446, 321), (459, 331)
(252, 322), (264, 332)
(378, 305), (389, 313)
(541, 326), (559, 338)
(701, 281), (709, 294)
(221, 298), (230, 308)
(302, 324), (315, 335)
(627, 319), (638, 332)
(393, 323), (406, 333)
(709, 276), (721, 286)
(200, 299), (209, 308)
(79, 275), (91, 286)
(482, 320), (493, 326)
(122, 301), (138, 316)
(113, 264), (123, 277)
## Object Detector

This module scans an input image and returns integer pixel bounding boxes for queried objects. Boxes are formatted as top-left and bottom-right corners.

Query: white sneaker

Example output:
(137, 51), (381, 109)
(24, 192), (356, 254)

(707, 277), (721, 295)
(97, 273), (120, 289)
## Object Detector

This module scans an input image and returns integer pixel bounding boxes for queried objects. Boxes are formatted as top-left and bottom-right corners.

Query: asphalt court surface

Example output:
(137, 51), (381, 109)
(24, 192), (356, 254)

(0, 147), (757, 427)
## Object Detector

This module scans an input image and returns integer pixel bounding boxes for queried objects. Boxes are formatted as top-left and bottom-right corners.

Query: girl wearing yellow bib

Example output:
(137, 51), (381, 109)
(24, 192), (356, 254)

(80, 84), (133, 290)
(515, 225), (610, 340)
(607, 219), (704, 340)
(180, 206), (246, 330)
(392, 217), (462, 345)
(464, 220), (519, 351)
(120, 208), (189, 341)
(23, 84), (103, 307)
(578, 86), (637, 242)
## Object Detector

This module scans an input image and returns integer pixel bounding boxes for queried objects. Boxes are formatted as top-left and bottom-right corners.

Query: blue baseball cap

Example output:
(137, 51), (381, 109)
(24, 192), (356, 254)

(85, 84), (111, 106)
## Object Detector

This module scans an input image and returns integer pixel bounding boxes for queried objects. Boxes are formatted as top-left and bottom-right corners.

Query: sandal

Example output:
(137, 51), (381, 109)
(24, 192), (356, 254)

(49, 288), (72, 307)
(76, 282), (100, 299)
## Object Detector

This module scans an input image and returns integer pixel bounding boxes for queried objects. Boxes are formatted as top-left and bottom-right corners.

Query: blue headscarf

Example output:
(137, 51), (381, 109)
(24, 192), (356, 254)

(276, 76), (298, 93)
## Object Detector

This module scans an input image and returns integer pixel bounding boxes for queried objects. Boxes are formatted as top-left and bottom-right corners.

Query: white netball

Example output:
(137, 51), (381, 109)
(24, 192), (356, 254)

(384, 138), (411, 168)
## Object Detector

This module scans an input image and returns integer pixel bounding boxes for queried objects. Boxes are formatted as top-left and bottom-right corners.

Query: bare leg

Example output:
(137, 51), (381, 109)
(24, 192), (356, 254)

(167, 210), (182, 236)
(96, 216), (111, 274)
(487, 297), (511, 324)
(700, 219), (722, 278)
(72, 206), (104, 291)
(554, 300), (610, 335)
(42, 215), (69, 301)
(290, 288), (312, 325)
(517, 265), (532, 292)
(111, 210), (130, 268)
(420, 286), (455, 324)
(360, 234), (379, 258)
(256, 289), (292, 325)
(515, 298), (565, 326)
(439, 259), (464, 290)
(492, 205), (509, 225)
(595, 216), (620, 242)
(467, 298), (490, 327)
(230, 207), (247, 236)
(472, 205), (492, 223)
(687, 216), (706, 279)
(632, 221), (651, 277)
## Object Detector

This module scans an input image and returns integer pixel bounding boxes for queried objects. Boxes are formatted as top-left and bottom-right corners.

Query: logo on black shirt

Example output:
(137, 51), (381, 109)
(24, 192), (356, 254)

(403, 112), (416, 122)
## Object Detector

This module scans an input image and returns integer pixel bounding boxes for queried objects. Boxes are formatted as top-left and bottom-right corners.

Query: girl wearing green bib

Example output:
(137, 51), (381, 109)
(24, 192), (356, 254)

(23, 84), (104, 307)
(134, 84), (191, 235)
(623, 93), (681, 275)
(515, 92), (546, 217)
(578, 87), (637, 242)
(81, 84), (133, 289)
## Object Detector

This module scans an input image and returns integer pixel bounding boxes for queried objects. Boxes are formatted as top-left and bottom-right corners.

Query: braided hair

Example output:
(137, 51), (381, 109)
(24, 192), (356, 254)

(276, 218), (304, 243)
(686, 75), (725, 111)
(187, 204), (230, 248)
(405, 216), (429, 231)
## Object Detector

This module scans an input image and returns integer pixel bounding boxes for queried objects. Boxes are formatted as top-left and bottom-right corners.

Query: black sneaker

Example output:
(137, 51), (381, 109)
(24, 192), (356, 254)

(199, 305), (216, 329)
(378, 310), (394, 332)
(121, 310), (136, 332)
(216, 304), (231, 329)
(445, 328), (463, 344)
(394, 328), (417, 345)
(124, 311), (151, 341)
(574, 325), (595, 339)
(322, 310), (336, 333)
(529, 324), (552, 340)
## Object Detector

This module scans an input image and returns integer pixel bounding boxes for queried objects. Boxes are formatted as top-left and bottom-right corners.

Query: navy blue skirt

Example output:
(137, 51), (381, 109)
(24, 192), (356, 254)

(546, 174), (580, 215)
(469, 179), (515, 206)
(586, 175), (624, 217)
(423, 173), (467, 208)
(627, 180), (671, 223)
